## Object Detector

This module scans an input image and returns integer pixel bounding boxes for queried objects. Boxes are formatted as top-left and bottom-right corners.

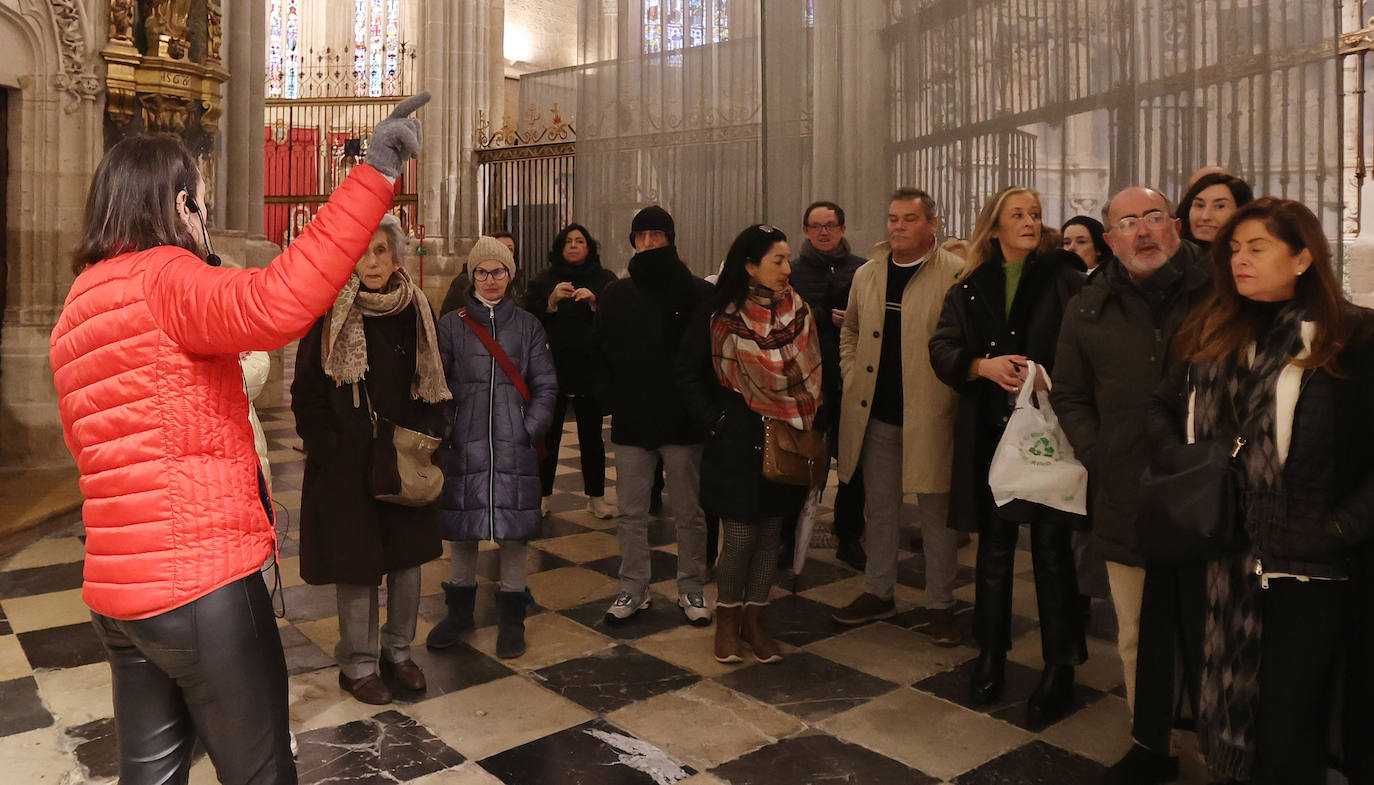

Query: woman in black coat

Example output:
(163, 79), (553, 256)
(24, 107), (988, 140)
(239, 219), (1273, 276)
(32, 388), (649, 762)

(1148, 198), (1374, 785)
(525, 224), (618, 518)
(929, 187), (1087, 727)
(292, 215), (449, 706)
(678, 224), (823, 665)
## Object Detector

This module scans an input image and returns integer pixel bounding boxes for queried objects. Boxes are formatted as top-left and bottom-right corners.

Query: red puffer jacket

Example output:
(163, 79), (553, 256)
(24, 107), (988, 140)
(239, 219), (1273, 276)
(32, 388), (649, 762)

(50, 164), (394, 621)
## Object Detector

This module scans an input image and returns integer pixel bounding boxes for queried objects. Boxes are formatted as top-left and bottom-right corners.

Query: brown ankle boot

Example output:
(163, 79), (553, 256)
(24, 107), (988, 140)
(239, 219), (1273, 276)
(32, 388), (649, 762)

(740, 604), (782, 663)
(713, 604), (744, 663)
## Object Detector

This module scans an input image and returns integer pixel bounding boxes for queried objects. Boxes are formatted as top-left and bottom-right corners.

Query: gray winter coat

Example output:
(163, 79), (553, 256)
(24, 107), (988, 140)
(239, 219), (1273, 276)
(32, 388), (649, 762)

(437, 296), (558, 541)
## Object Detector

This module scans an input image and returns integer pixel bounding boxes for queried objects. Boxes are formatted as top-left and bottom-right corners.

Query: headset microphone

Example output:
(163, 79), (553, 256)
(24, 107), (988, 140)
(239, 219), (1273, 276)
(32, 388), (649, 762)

(185, 195), (222, 267)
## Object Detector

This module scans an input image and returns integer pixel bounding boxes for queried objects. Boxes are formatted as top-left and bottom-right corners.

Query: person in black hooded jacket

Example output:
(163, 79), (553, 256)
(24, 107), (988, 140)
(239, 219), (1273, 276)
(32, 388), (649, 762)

(595, 205), (715, 627)
(526, 224), (619, 519)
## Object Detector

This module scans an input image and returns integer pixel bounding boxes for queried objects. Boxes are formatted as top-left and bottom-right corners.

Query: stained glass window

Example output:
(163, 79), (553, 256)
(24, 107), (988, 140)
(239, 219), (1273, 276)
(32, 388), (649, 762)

(644, 0), (662, 54)
(267, 0), (299, 98)
(645, 0), (728, 53)
(353, 0), (369, 95)
(354, 0), (402, 97)
(712, 0), (729, 42)
(804, 0), (814, 28)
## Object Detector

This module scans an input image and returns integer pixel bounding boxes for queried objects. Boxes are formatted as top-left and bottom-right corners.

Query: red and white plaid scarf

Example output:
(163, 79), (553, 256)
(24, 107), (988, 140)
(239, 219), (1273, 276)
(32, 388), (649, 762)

(711, 284), (822, 429)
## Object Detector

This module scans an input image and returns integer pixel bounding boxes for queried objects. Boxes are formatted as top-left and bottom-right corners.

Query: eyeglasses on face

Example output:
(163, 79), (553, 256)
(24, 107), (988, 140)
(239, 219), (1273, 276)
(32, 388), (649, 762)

(473, 267), (510, 281)
(1113, 212), (1171, 236)
(805, 222), (842, 232)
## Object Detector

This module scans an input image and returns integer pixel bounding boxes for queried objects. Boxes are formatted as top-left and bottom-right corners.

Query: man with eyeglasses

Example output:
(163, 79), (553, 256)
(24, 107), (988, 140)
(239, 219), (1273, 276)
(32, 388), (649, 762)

(831, 188), (965, 647)
(596, 205), (714, 626)
(1050, 186), (1213, 785)
(788, 201), (869, 569)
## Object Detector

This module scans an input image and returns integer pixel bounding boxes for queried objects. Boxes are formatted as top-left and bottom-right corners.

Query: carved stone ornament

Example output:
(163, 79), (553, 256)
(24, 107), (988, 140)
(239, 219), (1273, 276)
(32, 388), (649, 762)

(109, 0), (135, 42)
(140, 93), (192, 133)
(146, 0), (193, 60)
(206, 0), (223, 64)
(50, 0), (103, 111)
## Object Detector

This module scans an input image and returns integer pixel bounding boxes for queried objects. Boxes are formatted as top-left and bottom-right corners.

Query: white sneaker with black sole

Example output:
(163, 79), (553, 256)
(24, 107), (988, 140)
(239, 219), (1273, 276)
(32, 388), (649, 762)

(604, 590), (650, 622)
(586, 495), (618, 519)
(678, 592), (712, 626)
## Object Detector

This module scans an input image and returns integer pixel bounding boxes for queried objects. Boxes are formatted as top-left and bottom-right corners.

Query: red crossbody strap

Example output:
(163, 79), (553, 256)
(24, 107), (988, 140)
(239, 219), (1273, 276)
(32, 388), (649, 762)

(457, 308), (532, 405)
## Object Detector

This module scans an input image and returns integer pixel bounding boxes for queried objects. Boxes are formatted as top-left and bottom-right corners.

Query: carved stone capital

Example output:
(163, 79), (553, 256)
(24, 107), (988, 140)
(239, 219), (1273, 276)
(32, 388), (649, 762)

(50, 0), (102, 112)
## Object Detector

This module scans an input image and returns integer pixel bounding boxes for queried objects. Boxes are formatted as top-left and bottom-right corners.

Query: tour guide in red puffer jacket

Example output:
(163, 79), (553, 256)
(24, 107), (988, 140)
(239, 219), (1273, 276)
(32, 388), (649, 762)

(47, 94), (426, 785)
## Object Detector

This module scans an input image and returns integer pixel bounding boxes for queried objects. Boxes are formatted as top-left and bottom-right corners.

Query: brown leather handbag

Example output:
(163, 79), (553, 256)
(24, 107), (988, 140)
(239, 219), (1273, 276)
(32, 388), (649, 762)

(762, 417), (829, 488)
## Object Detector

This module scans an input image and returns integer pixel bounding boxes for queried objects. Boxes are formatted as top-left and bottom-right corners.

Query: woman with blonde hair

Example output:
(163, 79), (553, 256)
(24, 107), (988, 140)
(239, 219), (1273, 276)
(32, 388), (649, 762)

(930, 186), (1088, 727)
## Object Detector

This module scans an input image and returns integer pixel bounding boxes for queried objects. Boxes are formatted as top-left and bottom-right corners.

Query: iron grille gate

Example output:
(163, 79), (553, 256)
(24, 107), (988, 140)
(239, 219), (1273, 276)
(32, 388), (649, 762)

(474, 108), (576, 278)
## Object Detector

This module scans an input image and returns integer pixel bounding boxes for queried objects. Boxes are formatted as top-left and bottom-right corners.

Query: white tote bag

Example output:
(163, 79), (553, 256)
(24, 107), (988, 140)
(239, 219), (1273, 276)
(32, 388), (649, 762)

(986, 361), (1088, 516)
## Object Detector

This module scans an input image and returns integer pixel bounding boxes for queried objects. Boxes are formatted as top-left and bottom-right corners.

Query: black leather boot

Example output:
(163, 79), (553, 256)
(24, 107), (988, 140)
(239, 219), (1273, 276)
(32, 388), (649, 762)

(1026, 663), (1076, 727)
(425, 582), (476, 649)
(968, 649), (1006, 705)
(495, 590), (530, 659)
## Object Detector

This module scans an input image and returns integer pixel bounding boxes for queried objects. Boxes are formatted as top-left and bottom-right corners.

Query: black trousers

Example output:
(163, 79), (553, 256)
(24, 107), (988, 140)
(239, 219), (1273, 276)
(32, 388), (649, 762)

(973, 518), (1086, 665)
(91, 573), (296, 785)
(1345, 553), (1374, 785)
(1131, 562), (1207, 754)
(1250, 578), (1347, 785)
(539, 394), (607, 497)
(832, 463), (866, 547)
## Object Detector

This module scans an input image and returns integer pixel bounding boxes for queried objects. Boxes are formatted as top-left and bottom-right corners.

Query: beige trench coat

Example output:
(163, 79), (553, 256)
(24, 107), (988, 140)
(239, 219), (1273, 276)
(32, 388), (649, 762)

(837, 243), (964, 493)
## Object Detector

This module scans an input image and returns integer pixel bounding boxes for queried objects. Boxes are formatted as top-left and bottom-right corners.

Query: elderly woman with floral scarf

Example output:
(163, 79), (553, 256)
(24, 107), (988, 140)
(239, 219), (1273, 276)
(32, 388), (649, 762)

(292, 214), (450, 706)
(678, 224), (824, 665)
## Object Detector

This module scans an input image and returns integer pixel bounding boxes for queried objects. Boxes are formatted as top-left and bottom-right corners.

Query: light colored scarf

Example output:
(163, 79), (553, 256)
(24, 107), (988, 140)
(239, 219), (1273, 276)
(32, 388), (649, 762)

(321, 269), (451, 403)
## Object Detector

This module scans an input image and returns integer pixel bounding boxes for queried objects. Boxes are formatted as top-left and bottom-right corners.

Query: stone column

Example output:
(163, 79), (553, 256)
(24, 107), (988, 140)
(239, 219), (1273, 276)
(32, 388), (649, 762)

(220, 0), (266, 238)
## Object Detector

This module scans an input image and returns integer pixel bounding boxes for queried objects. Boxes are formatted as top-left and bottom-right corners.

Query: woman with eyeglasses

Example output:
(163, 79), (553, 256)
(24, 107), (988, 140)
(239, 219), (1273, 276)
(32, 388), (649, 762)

(429, 237), (558, 659)
(677, 224), (824, 664)
(1150, 198), (1374, 785)
(929, 186), (1088, 728)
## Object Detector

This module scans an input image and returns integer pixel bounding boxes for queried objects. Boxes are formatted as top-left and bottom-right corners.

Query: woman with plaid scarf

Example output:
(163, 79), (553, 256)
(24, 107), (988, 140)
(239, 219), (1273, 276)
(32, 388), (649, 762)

(678, 224), (825, 664)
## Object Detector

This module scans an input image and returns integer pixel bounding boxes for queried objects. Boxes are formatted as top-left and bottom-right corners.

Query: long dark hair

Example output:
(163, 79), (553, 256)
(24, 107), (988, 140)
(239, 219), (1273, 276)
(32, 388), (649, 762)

(72, 134), (203, 275)
(1060, 215), (1113, 268)
(1177, 173), (1254, 245)
(714, 224), (789, 313)
(1175, 197), (1347, 373)
(548, 223), (601, 269)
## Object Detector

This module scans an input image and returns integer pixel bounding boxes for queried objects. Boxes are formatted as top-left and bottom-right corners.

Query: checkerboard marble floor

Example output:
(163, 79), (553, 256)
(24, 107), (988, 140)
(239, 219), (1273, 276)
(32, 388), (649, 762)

(0, 395), (1215, 784)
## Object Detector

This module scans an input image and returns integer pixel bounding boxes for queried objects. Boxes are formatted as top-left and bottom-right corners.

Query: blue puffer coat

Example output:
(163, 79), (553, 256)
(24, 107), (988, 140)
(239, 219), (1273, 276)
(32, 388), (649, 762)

(436, 296), (558, 541)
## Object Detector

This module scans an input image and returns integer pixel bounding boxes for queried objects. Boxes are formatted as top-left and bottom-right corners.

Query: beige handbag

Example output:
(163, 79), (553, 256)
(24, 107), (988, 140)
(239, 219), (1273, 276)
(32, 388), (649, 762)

(361, 382), (444, 507)
(761, 417), (828, 488)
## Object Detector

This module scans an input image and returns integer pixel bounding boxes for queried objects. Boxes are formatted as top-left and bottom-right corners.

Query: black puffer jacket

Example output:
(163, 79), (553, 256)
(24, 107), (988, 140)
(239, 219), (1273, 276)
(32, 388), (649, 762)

(525, 258), (617, 396)
(1148, 306), (1374, 576)
(595, 245), (714, 448)
(929, 248), (1086, 532)
(1050, 243), (1212, 565)
(790, 240), (866, 393)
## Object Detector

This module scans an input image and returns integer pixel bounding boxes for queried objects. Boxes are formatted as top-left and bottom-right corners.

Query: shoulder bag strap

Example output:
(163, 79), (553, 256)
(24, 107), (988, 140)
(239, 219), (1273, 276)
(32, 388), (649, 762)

(457, 308), (533, 405)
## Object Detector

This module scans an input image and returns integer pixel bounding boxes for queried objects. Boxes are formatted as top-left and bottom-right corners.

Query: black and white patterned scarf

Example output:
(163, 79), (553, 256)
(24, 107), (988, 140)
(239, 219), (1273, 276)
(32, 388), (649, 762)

(1189, 301), (1305, 780)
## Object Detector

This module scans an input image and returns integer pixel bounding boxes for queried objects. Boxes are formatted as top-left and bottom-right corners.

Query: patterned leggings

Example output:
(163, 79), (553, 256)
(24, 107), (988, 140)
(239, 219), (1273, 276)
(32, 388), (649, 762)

(716, 517), (783, 605)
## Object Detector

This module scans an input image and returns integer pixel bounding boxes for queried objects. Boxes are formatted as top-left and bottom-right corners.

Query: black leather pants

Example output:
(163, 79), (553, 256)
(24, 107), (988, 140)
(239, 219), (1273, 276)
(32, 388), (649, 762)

(90, 573), (297, 785)
(973, 517), (1087, 665)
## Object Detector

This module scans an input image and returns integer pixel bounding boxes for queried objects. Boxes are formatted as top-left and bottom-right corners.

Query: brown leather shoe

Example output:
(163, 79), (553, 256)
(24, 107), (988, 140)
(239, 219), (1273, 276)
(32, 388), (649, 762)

(740, 604), (783, 663)
(831, 592), (896, 625)
(713, 604), (744, 663)
(380, 657), (427, 693)
(924, 607), (963, 647)
(338, 671), (392, 705)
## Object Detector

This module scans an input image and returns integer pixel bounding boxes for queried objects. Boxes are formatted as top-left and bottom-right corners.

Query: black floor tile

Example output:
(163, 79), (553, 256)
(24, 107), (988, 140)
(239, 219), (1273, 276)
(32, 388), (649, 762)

(714, 651), (897, 722)
(537, 515), (596, 539)
(759, 593), (850, 647)
(581, 551), (680, 588)
(889, 601), (977, 646)
(533, 644), (698, 714)
(479, 718), (695, 785)
(896, 555), (977, 591)
(475, 545), (572, 582)
(404, 640), (513, 699)
(295, 709), (464, 784)
(0, 606), (11, 636)
(774, 557), (857, 593)
(711, 732), (937, 785)
(954, 740), (1106, 784)
(0, 561), (86, 599)
(419, 582), (527, 631)
(914, 657), (1106, 732)
(0, 676), (55, 737)
(67, 717), (118, 780)
(279, 582), (342, 623)
(560, 592), (690, 641)
(546, 492), (592, 515)
(278, 625), (334, 675)
(17, 622), (107, 670)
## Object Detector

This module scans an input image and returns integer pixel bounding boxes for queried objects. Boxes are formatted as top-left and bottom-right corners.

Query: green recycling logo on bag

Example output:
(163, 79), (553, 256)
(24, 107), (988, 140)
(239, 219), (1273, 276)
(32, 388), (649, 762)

(1017, 431), (1062, 467)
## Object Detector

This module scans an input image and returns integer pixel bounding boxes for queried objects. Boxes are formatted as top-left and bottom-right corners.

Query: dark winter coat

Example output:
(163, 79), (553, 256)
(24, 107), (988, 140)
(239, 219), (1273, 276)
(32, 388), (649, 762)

(1147, 305), (1374, 577)
(595, 245), (715, 449)
(1050, 244), (1212, 566)
(292, 305), (447, 586)
(929, 248), (1087, 533)
(790, 240), (866, 394)
(436, 297), (558, 542)
(676, 304), (810, 523)
(525, 258), (618, 396)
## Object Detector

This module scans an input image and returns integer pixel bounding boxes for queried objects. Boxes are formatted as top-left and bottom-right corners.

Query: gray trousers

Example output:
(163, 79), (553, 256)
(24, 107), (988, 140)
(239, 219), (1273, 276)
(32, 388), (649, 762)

(861, 419), (958, 608)
(450, 540), (529, 593)
(335, 565), (422, 679)
(613, 442), (707, 596)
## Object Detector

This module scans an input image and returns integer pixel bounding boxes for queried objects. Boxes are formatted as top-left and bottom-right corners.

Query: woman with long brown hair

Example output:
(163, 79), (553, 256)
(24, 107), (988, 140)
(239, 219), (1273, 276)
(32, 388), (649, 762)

(929, 186), (1088, 728)
(1150, 197), (1374, 784)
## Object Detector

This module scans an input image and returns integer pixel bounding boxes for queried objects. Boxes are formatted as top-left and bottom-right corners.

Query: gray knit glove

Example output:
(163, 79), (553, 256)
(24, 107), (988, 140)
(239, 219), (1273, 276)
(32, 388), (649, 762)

(365, 91), (430, 178)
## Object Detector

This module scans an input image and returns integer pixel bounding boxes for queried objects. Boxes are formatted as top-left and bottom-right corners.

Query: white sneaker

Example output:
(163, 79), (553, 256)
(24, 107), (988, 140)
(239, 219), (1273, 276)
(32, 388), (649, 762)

(604, 590), (650, 622)
(586, 495), (618, 519)
(678, 592), (712, 626)
(540, 495), (551, 517)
